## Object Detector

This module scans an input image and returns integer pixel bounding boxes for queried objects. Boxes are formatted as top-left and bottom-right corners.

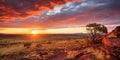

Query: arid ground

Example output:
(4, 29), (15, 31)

(0, 33), (119, 60)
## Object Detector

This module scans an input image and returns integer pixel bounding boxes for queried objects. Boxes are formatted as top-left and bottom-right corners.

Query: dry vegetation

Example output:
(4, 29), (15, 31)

(0, 35), (90, 60)
(0, 28), (120, 60)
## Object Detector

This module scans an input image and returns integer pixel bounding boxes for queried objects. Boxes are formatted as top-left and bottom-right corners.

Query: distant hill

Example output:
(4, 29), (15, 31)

(0, 33), (89, 39)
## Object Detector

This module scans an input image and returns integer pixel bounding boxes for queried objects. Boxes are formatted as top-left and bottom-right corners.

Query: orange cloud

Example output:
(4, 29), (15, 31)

(0, 0), (120, 30)
(0, 0), (72, 22)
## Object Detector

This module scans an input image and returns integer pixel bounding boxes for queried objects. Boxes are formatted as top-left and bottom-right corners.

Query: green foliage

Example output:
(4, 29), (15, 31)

(86, 23), (108, 34)
(86, 23), (108, 41)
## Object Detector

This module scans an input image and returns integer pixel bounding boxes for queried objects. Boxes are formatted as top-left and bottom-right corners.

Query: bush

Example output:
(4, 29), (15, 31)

(46, 41), (52, 44)
(75, 40), (79, 43)
(36, 43), (42, 48)
(23, 42), (32, 48)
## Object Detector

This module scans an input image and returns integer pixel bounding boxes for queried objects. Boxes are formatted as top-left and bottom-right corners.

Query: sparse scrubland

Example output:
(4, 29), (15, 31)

(0, 34), (90, 60)
(0, 25), (120, 60)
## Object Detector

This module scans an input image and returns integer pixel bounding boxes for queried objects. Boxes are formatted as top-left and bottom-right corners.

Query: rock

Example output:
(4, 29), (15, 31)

(116, 26), (120, 37)
(107, 26), (120, 38)
(102, 26), (120, 59)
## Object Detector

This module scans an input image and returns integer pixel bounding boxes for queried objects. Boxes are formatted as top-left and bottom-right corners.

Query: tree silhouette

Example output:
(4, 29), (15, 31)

(86, 23), (108, 42)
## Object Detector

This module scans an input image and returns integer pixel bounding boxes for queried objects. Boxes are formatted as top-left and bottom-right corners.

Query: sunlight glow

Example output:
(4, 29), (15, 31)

(31, 30), (39, 35)
(0, 27), (87, 34)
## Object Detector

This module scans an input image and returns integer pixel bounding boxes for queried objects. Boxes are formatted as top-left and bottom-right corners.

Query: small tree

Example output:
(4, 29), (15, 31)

(86, 23), (108, 42)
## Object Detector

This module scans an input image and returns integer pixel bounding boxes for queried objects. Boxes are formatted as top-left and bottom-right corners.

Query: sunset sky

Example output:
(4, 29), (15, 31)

(0, 0), (120, 34)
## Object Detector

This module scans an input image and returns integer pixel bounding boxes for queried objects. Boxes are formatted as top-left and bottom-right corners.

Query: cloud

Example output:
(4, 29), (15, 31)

(0, 0), (72, 22)
(0, 0), (120, 30)
(41, 0), (120, 27)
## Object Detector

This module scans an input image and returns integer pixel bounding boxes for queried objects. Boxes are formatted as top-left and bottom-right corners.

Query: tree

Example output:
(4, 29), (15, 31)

(86, 23), (108, 42)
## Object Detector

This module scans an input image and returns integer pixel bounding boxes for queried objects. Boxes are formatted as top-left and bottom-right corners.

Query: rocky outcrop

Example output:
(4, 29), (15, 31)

(103, 26), (120, 47)
(107, 26), (120, 38)
(102, 26), (120, 59)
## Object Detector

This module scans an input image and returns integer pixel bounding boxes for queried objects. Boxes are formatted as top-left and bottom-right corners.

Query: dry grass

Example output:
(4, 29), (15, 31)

(0, 37), (90, 60)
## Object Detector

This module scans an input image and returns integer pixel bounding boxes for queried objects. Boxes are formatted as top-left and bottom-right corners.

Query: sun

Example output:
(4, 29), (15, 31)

(31, 30), (39, 35)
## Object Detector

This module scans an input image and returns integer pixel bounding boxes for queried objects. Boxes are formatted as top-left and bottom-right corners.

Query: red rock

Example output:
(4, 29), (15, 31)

(102, 26), (120, 58)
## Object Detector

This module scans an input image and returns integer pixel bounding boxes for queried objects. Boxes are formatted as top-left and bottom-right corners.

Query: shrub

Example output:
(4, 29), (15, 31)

(46, 41), (52, 44)
(23, 42), (32, 48)
(75, 40), (79, 43)
(36, 43), (42, 48)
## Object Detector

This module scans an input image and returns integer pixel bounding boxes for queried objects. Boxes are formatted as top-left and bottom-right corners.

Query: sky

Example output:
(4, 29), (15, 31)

(0, 0), (120, 34)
